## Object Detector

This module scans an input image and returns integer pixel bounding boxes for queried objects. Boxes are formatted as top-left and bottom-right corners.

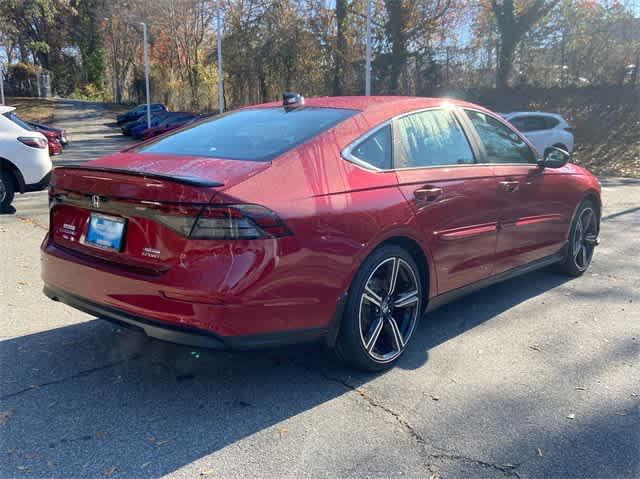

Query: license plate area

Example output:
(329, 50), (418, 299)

(84, 213), (126, 252)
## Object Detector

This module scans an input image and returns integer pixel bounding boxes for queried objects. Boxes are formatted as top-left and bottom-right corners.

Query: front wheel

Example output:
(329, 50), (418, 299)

(558, 200), (599, 276)
(334, 245), (423, 371)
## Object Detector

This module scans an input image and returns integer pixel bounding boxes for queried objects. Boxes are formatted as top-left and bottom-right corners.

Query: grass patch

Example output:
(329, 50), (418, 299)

(4, 97), (57, 122)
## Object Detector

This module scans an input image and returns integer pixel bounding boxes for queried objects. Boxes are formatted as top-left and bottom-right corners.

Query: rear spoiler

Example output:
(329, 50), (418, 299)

(53, 166), (224, 188)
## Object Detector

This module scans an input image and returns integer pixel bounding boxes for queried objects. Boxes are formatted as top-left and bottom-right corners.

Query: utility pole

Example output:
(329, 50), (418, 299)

(365, 0), (372, 96)
(0, 64), (5, 105)
(141, 22), (151, 128)
(216, 0), (224, 113)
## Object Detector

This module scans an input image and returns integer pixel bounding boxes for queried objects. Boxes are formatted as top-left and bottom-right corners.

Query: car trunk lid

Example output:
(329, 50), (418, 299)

(49, 152), (271, 272)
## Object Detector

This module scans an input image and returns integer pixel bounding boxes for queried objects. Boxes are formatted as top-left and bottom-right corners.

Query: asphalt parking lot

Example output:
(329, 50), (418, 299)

(0, 102), (639, 478)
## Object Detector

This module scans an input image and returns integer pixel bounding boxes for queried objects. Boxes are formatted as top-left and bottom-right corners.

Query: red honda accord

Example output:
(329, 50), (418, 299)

(41, 95), (601, 370)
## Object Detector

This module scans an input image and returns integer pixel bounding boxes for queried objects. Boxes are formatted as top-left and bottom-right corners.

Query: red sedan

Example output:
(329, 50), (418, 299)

(41, 95), (601, 370)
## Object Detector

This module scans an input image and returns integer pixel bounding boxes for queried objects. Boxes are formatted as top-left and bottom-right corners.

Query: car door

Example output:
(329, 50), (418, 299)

(464, 109), (572, 274)
(392, 108), (502, 294)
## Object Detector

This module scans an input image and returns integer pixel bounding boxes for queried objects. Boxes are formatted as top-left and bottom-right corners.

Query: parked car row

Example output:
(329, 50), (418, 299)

(115, 104), (214, 140)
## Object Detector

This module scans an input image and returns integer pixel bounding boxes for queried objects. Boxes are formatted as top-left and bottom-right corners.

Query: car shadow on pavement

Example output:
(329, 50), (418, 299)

(0, 268), (577, 477)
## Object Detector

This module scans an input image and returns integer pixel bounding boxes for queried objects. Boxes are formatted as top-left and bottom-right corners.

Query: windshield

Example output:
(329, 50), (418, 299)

(3, 112), (34, 131)
(137, 107), (357, 161)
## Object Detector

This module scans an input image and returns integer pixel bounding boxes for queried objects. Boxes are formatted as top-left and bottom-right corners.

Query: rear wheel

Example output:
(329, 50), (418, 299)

(0, 170), (16, 212)
(335, 245), (423, 371)
(558, 200), (599, 276)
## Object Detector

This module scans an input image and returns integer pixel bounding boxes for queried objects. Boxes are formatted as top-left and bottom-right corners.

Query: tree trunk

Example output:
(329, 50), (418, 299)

(496, 31), (516, 90)
(333, 0), (348, 96)
(385, 0), (409, 94)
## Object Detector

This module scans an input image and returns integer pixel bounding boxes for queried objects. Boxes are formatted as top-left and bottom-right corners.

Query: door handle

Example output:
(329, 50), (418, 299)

(499, 180), (520, 193)
(414, 187), (443, 202)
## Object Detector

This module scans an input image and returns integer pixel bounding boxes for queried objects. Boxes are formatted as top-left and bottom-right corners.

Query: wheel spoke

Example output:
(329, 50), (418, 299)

(363, 286), (382, 307)
(582, 209), (594, 231)
(577, 246), (586, 267)
(365, 317), (384, 352)
(394, 290), (419, 309)
(584, 234), (598, 246)
(388, 258), (400, 295)
(386, 316), (405, 350)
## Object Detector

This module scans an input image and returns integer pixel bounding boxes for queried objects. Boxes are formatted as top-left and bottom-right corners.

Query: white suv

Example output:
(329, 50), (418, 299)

(0, 106), (52, 211)
(502, 112), (574, 156)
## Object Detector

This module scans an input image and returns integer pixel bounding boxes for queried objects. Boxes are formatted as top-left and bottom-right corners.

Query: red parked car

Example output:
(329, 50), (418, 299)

(39, 129), (63, 156)
(41, 95), (601, 371)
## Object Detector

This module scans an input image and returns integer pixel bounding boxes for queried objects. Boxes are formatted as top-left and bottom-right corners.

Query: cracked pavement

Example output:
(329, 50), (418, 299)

(1, 102), (639, 478)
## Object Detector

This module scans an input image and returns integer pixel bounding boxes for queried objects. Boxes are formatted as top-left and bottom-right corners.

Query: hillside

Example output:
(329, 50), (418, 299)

(462, 86), (640, 178)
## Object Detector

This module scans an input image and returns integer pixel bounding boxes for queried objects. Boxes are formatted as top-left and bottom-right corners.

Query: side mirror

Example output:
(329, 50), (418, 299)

(538, 146), (570, 169)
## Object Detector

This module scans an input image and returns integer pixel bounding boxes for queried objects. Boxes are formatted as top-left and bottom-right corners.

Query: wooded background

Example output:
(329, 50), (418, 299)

(1, 0), (639, 111)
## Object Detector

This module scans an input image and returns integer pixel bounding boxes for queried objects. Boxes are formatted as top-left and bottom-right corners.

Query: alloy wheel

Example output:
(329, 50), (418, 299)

(572, 207), (598, 271)
(0, 176), (6, 203)
(358, 257), (420, 363)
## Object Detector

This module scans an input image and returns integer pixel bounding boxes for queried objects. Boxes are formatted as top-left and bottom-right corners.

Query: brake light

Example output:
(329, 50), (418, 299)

(154, 204), (291, 240)
(564, 127), (574, 133)
(18, 136), (48, 149)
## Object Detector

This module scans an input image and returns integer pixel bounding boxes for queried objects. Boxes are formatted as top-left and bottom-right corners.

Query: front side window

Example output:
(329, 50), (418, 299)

(394, 109), (475, 168)
(139, 107), (356, 162)
(466, 110), (536, 164)
(350, 124), (392, 169)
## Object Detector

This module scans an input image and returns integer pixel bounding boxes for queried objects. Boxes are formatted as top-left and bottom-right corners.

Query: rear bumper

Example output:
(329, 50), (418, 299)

(41, 236), (342, 344)
(44, 284), (327, 350)
(25, 171), (51, 192)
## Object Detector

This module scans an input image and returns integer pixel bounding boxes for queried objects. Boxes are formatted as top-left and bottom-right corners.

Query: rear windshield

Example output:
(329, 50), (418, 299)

(137, 107), (357, 161)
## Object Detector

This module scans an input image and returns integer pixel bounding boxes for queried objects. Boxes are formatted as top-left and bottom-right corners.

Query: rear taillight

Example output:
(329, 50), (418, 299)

(564, 127), (574, 133)
(18, 136), (48, 149)
(155, 204), (291, 240)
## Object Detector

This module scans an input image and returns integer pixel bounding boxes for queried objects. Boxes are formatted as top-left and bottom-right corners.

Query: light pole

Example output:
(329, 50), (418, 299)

(141, 21), (151, 128)
(216, 0), (224, 113)
(0, 64), (5, 105)
(365, 0), (372, 96)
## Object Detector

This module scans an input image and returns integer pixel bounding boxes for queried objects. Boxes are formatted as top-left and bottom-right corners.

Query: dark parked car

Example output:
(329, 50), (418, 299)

(116, 104), (167, 125)
(137, 113), (198, 140)
(42, 95), (601, 371)
(121, 111), (173, 136)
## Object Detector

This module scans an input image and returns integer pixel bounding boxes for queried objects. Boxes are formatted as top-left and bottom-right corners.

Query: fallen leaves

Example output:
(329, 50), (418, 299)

(103, 466), (118, 477)
(528, 344), (544, 352)
(537, 447), (543, 457)
(200, 470), (215, 477)
(566, 413), (576, 420)
(0, 407), (13, 425)
(276, 427), (288, 439)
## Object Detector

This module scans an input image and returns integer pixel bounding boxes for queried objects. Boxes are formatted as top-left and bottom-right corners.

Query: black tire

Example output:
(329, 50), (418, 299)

(0, 169), (16, 213)
(558, 199), (599, 277)
(334, 245), (424, 371)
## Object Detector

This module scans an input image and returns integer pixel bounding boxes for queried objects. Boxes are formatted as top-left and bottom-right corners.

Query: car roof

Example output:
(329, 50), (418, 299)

(0, 106), (16, 114)
(251, 95), (492, 119)
(504, 111), (565, 120)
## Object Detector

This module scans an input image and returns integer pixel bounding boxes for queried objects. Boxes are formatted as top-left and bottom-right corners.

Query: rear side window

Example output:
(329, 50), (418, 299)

(510, 116), (548, 132)
(139, 107), (356, 161)
(395, 109), (475, 168)
(351, 125), (392, 169)
(466, 110), (536, 164)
